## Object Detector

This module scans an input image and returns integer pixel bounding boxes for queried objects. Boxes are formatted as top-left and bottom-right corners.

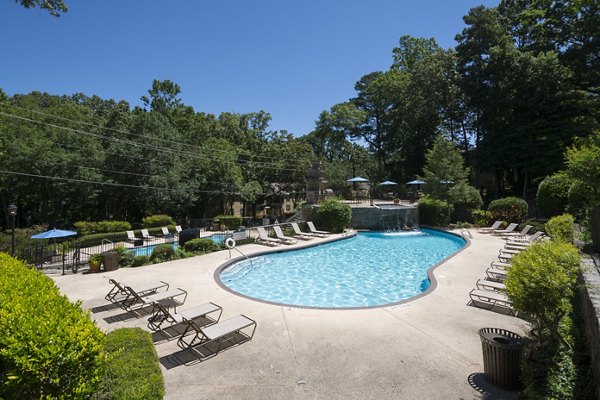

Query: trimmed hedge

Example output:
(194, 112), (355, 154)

(0, 253), (105, 399)
(79, 226), (175, 248)
(74, 220), (132, 236)
(545, 214), (575, 243)
(142, 214), (175, 228)
(150, 244), (176, 262)
(213, 215), (242, 230)
(536, 172), (571, 218)
(418, 198), (450, 226)
(183, 238), (220, 253)
(315, 198), (352, 233)
(488, 196), (528, 222)
(94, 328), (164, 400)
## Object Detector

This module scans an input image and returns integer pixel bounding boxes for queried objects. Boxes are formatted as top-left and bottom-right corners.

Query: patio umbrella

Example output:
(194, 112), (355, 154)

(379, 180), (397, 186)
(346, 176), (369, 182)
(31, 228), (77, 240)
(406, 179), (425, 185)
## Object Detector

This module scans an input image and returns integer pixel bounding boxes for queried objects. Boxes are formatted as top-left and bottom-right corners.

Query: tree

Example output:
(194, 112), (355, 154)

(14, 0), (67, 16)
(421, 135), (469, 200)
(141, 80), (182, 113)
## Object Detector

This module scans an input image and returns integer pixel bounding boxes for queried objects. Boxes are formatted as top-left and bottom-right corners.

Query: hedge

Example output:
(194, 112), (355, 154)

(183, 238), (220, 253)
(79, 226), (175, 248)
(418, 198), (450, 226)
(213, 215), (243, 230)
(150, 244), (176, 262)
(545, 214), (575, 243)
(488, 196), (528, 222)
(536, 172), (571, 218)
(94, 328), (164, 400)
(315, 198), (352, 233)
(142, 214), (175, 228)
(0, 253), (105, 399)
(74, 220), (132, 236)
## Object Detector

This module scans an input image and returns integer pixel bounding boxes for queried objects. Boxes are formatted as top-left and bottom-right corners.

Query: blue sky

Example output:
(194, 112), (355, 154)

(1, 0), (497, 137)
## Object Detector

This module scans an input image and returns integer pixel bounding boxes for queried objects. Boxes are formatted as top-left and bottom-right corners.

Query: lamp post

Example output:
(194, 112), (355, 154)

(8, 204), (17, 257)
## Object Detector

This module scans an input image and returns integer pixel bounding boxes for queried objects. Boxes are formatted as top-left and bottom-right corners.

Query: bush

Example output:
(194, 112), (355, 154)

(150, 244), (176, 262)
(536, 172), (572, 218)
(143, 214), (175, 228)
(471, 209), (493, 226)
(518, 219), (546, 235)
(545, 214), (575, 243)
(94, 328), (164, 400)
(213, 215), (243, 230)
(418, 198), (450, 226)
(505, 241), (580, 348)
(0, 254), (105, 399)
(183, 238), (220, 253)
(74, 220), (97, 236)
(488, 196), (528, 222)
(74, 220), (132, 235)
(448, 182), (483, 223)
(315, 197), (352, 233)
(131, 255), (150, 268)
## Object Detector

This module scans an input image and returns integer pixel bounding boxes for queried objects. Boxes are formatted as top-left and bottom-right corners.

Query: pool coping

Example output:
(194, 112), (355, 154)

(213, 227), (471, 311)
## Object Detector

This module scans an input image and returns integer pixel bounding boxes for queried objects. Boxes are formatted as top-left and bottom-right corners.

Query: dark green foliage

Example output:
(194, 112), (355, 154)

(213, 215), (243, 230)
(131, 255), (150, 268)
(518, 219), (546, 234)
(74, 220), (133, 236)
(536, 173), (571, 218)
(471, 209), (493, 226)
(488, 197), (528, 222)
(315, 198), (351, 233)
(150, 244), (175, 262)
(142, 215), (175, 228)
(0, 253), (105, 398)
(545, 214), (575, 243)
(448, 182), (483, 222)
(15, 0), (67, 16)
(183, 238), (220, 253)
(94, 328), (164, 400)
(418, 198), (450, 226)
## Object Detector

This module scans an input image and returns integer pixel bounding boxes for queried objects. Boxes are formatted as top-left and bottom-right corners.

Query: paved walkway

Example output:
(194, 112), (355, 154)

(52, 229), (527, 400)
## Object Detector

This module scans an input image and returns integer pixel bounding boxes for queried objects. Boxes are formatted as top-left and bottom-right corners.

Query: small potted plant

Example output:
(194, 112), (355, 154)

(393, 198), (400, 204)
(88, 253), (103, 273)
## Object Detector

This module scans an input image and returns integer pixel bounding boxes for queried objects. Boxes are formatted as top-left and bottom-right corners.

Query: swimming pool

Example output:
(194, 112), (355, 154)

(218, 229), (466, 308)
(130, 234), (228, 257)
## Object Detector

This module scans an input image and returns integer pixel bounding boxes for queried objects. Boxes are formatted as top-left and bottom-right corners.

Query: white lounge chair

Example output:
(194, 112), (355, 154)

(273, 226), (297, 244)
(175, 225), (182, 235)
(141, 229), (155, 241)
(148, 301), (222, 332)
(126, 230), (138, 243)
(290, 222), (315, 240)
(121, 286), (187, 312)
(501, 225), (531, 239)
(476, 279), (507, 292)
(505, 231), (545, 247)
(476, 221), (502, 234)
(255, 227), (282, 246)
(492, 223), (518, 236)
(469, 289), (515, 315)
(306, 221), (330, 237)
(105, 279), (169, 303)
(161, 227), (170, 236)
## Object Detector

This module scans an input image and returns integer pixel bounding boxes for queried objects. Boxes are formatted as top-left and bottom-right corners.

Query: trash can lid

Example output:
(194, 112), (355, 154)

(479, 328), (526, 348)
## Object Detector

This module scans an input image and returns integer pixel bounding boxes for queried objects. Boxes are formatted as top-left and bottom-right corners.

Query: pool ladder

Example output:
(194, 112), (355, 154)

(224, 247), (255, 280)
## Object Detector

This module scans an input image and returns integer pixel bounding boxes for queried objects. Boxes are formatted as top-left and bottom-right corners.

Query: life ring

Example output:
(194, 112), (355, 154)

(225, 237), (236, 249)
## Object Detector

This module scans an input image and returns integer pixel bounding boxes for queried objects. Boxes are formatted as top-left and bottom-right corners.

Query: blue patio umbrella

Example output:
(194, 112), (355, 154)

(406, 179), (426, 185)
(31, 228), (77, 240)
(346, 176), (369, 182)
(379, 180), (397, 186)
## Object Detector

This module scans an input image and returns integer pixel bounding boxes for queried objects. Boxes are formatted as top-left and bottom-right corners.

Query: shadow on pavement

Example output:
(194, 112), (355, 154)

(467, 372), (520, 400)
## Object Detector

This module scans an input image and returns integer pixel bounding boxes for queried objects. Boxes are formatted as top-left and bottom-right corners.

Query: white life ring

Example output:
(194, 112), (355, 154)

(225, 237), (236, 249)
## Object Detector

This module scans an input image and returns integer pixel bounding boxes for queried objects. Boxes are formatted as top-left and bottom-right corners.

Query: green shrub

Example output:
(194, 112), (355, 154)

(143, 214), (175, 228)
(150, 244), (176, 262)
(74, 220), (132, 235)
(94, 328), (164, 400)
(545, 214), (575, 243)
(518, 219), (546, 235)
(488, 196), (528, 222)
(471, 209), (493, 226)
(183, 238), (220, 253)
(131, 255), (150, 268)
(448, 182), (483, 223)
(418, 198), (451, 226)
(0, 253), (105, 399)
(74, 220), (97, 235)
(505, 241), (580, 348)
(315, 197), (352, 233)
(567, 180), (592, 217)
(536, 172), (572, 218)
(213, 215), (243, 230)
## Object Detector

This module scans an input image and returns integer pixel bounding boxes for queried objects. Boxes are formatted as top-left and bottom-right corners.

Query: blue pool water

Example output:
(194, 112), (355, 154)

(219, 229), (465, 308)
(131, 234), (227, 257)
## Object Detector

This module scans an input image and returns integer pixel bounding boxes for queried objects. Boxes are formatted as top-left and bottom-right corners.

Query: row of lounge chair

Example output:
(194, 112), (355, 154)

(104, 278), (256, 360)
(255, 222), (330, 246)
(126, 226), (183, 243)
(469, 224), (546, 315)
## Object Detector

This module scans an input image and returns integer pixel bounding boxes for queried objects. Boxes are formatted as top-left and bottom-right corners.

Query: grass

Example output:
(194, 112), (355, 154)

(93, 328), (164, 400)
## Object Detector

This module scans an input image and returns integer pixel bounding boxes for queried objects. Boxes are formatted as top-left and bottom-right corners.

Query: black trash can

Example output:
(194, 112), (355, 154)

(102, 251), (120, 272)
(479, 328), (526, 390)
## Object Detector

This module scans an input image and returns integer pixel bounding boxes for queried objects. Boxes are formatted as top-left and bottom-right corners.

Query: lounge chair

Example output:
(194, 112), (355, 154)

(290, 222), (315, 240)
(469, 289), (515, 315)
(256, 227), (282, 246)
(141, 229), (155, 241)
(306, 221), (330, 237)
(501, 225), (531, 239)
(121, 286), (187, 312)
(486, 268), (508, 282)
(476, 221), (502, 234)
(273, 226), (297, 244)
(505, 231), (544, 247)
(126, 230), (138, 243)
(499, 247), (522, 257)
(161, 227), (170, 236)
(105, 279), (169, 303)
(180, 314), (257, 360)
(175, 225), (182, 235)
(492, 223), (518, 236)
(476, 279), (507, 292)
(148, 301), (222, 332)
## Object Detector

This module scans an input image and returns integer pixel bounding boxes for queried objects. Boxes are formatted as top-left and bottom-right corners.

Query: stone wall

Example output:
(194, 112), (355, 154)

(350, 206), (418, 230)
(580, 255), (600, 400)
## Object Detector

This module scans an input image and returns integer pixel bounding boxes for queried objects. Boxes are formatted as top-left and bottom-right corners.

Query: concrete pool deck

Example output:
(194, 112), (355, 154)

(52, 229), (527, 400)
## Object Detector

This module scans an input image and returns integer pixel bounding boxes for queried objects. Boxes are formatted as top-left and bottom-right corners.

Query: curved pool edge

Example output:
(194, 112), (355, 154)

(214, 227), (471, 311)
